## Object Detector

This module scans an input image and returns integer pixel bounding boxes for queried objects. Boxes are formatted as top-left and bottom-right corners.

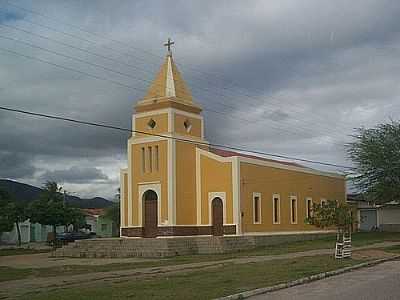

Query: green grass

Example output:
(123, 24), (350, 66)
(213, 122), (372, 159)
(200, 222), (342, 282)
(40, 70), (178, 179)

(0, 248), (50, 256)
(351, 232), (400, 247)
(0, 266), (34, 282)
(0, 261), (171, 283)
(1, 232), (399, 283)
(20, 255), (363, 300)
(382, 244), (400, 254)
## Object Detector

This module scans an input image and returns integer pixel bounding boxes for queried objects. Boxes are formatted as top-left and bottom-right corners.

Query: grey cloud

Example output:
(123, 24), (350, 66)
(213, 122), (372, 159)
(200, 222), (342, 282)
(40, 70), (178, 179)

(0, 0), (400, 197)
(40, 166), (109, 184)
(0, 151), (36, 179)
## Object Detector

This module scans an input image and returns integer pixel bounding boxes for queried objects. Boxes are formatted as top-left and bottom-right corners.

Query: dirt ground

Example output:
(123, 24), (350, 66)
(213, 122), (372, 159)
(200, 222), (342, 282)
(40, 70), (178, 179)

(352, 249), (399, 260)
(0, 252), (156, 269)
(1, 241), (399, 299)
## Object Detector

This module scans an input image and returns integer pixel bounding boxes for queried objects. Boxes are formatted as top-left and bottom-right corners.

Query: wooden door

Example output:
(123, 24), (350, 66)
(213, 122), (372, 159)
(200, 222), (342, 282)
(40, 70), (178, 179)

(212, 197), (223, 236)
(143, 190), (158, 238)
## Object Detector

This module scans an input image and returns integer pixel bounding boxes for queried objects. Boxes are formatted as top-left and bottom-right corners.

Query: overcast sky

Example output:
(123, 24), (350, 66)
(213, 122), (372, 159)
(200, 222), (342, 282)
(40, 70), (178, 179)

(1, 0), (399, 199)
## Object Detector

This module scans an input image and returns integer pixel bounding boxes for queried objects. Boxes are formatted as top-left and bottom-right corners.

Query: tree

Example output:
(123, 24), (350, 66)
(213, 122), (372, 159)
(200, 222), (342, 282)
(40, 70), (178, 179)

(307, 200), (355, 243)
(64, 207), (86, 232)
(28, 181), (66, 240)
(0, 189), (14, 235)
(0, 189), (28, 246)
(104, 202), (120, 236)
(348, 121), (400, 204)
(307, 200), (354, 231)
(9, 201), (28, 246)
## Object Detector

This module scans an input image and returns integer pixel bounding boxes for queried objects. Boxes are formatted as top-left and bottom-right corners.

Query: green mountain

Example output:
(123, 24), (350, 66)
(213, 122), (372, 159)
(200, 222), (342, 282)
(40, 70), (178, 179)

(0, 179), (113, 209)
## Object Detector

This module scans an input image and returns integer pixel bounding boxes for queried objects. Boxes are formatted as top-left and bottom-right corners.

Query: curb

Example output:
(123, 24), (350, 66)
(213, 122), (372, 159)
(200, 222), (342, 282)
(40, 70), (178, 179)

(215, 255), (400, 300)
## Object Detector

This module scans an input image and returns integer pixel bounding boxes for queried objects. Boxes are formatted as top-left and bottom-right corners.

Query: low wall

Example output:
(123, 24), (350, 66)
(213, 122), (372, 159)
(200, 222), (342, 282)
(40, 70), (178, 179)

(380, 224), (400, 232)
(121, 225), (236, 237)
(54, 231), (334, 258)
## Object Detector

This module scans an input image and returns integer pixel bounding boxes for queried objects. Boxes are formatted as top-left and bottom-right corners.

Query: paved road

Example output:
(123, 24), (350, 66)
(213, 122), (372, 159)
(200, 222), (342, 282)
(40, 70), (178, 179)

(250, 260), (400, 300)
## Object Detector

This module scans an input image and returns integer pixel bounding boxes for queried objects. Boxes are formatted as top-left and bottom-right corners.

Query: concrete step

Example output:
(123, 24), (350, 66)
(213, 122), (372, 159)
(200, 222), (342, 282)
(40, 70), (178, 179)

(54, 233), (334, 258)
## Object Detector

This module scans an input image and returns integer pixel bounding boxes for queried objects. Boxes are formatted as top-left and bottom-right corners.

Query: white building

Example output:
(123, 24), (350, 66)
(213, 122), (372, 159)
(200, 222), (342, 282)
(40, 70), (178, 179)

(1, 221), (64, 245)
(348, 194), (400, 232)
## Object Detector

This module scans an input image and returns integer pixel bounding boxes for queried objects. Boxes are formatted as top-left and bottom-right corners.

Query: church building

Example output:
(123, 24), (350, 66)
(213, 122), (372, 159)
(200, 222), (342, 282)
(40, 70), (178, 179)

(120, 41), (346, 238)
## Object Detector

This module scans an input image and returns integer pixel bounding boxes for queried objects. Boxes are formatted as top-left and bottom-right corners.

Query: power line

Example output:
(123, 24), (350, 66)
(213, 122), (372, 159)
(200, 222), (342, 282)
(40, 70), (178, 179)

(0, 7), (357, 136)
(0, 38), (351, 144)
(0, 105), (354, 170)
(0, 44), (343, 140)
(0, 9), (363, 140)
(0, 46), (141, 91)
(0, 3), (378, 138)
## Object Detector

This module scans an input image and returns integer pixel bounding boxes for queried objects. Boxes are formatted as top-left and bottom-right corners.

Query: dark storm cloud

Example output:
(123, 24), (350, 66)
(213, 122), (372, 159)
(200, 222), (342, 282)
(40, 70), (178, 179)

(40, 166), (108, 184)
(0, 0), (400, 196)
(0, 151), (36, 179)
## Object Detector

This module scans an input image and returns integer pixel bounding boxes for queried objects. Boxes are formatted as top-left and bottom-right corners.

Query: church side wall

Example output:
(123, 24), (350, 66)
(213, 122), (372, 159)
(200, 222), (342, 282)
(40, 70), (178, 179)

(240, 162), (346, 233)
(199, 154), (234, 225)
(175, 141), (197, 225)
(130, 140), (169, 226)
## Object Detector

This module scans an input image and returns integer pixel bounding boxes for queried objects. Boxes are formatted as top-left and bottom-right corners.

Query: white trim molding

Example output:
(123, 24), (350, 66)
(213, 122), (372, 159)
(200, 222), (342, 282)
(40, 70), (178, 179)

(168, 109), (174, 133)
(127, 141), (133, 226)
(272, 194), (281, 225)
(134, 108), (203, 120)
(167, 138), (176, 225)
(290, 195), (298, 225)
(232, 157), (241, 233)
(196, 147), (234, 163)
(119, 168), (128, 227)
(131, 136), (167, 145)
(208, 192), (227, 225)
(195, 147), (236, 226)
(320, 198), (327, 206)
(132, 114), (136, 137)
(138, 182), (163, 226)
(196, 148), (202, 224)
(252, 192), (262, 224)
(166, 56), (176, 97)
(131, 133), (208, 147)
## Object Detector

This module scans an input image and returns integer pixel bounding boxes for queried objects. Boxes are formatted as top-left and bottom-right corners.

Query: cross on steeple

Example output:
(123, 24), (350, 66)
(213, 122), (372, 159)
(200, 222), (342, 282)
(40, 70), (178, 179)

(164, 38), (175, 54)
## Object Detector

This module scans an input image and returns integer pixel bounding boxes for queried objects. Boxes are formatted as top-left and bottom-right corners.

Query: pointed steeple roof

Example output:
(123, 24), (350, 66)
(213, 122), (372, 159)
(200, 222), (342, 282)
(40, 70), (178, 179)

(135, 43), (202, 114)
(143, 54), (194, 102)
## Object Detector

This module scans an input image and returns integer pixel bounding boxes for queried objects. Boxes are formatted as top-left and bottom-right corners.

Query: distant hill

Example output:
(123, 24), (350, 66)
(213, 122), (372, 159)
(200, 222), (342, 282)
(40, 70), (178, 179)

(0, 179), (114, 209)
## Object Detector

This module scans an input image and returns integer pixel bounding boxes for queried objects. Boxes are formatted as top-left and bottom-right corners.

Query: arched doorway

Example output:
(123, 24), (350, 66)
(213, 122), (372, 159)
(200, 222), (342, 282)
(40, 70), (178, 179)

(211, 197), (224, 236)
(142, 190), (158, 238)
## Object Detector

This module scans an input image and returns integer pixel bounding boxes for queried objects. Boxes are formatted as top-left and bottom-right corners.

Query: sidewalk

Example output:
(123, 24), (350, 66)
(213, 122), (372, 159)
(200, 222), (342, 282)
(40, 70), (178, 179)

(1, 241), (399, 299)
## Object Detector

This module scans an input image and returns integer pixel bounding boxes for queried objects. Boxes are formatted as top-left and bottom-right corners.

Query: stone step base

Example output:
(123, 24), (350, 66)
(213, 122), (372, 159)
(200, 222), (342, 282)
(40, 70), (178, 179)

(54, 232), (333, 258)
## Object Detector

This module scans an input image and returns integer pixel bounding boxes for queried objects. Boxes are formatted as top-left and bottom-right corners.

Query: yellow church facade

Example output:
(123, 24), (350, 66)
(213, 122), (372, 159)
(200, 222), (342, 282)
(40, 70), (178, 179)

(120, 47), (345, 238)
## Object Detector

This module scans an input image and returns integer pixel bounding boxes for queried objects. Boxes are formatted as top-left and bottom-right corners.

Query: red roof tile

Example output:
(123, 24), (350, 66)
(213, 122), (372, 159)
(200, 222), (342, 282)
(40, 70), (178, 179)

(209, 148), (305, 168)
(82, 208), (106, 217)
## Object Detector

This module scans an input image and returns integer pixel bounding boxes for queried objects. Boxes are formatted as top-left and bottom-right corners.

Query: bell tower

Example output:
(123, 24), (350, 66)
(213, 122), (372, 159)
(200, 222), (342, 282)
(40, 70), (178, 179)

(120, 39), (206, 236)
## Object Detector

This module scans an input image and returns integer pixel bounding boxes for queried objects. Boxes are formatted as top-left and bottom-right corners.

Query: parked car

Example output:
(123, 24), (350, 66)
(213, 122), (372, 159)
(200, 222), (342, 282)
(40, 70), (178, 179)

(55, 231), (94, 243)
